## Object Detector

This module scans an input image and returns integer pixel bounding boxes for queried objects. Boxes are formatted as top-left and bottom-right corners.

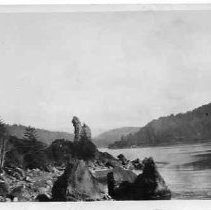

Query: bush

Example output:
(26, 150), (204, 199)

(23, 151), (48, 170)
(46, 139), (73, 165)
(4, 135), (48, 170)
(73, 140), (97, 161)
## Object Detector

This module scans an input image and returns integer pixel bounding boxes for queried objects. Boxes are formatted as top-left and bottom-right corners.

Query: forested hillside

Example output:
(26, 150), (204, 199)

(94, 127), (140, 147)
(6, 124), (73, 145)
(109, 103), (211, 148)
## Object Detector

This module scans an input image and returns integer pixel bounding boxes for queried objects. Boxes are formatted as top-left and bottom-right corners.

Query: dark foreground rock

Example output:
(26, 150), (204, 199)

(107, 157), (171, 200)
(35, 194), (51, 202)
(52, 160), (106, 201)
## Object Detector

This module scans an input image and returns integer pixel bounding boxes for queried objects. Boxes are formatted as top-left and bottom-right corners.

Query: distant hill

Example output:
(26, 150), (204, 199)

(6, 124), (74, 145)
(109, 103), (211, 148)
(93, 127), (140, 147)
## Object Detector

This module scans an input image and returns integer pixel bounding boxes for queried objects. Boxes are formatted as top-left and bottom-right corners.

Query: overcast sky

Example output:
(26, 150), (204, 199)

(1, 7), (211, 135)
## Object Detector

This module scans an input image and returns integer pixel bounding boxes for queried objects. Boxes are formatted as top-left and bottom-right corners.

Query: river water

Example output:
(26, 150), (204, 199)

(100, 142), (211, 199)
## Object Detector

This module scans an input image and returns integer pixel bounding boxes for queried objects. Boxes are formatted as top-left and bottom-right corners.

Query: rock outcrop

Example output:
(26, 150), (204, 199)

(72, 116), (82, 142)
(52, 160), (105, 201)
(107, 157), (171, 200)
(92, 166), (137, 193)
(111, 167), (137, 185)
(72, 117), (92, 142)
(80, 123), (92, 141)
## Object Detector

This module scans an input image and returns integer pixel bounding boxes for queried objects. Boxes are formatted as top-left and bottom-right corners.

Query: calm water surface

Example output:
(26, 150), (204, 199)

(101, 142), (211, 199)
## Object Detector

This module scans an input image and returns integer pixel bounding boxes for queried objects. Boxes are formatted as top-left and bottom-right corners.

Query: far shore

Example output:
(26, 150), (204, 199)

(99, 139), (211, 150)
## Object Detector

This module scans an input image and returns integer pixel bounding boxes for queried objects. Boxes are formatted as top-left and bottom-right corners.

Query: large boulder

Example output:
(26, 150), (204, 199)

(52, 160), (105, 201)
(107, 157), (171, 200)
(93, 166), (137, 190)
(112, 167), (137, 185)
(133, 157), (171, 200)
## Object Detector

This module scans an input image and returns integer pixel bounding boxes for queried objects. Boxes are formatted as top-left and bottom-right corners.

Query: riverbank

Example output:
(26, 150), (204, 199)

(106, 139), (211, 150)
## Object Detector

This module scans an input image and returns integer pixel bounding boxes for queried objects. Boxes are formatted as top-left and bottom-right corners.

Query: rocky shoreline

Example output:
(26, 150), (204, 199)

(0, 117), (171, 201)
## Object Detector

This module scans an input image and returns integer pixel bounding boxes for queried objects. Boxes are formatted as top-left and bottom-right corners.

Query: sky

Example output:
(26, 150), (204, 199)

(1, 7), (211, 136)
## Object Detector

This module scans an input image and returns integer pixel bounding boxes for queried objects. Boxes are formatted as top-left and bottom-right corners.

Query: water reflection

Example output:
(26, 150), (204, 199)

(183, 153), (211, 170)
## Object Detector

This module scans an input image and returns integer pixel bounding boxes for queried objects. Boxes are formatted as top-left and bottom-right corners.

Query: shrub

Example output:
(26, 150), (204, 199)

(46, 139), (73, 165)
(73, 140), (97, 161)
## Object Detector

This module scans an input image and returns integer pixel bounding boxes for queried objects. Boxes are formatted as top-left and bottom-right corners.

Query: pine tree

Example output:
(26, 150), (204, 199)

(24, 126), (37, 142)
(23, 126), (48, 170)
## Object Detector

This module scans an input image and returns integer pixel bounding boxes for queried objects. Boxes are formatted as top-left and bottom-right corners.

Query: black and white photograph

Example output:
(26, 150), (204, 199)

(0, 3), (211, 207)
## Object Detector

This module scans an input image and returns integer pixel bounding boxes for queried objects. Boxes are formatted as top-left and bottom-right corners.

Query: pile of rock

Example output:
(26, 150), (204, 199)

(0, 167), (63, 202)
(107, 157), (171, 200)
(131, 158), (143, 170)
(117, 154), (143, 170)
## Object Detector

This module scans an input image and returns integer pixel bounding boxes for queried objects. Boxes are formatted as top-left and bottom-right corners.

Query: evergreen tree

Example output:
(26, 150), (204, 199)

(23, 126), (48, 170)
(24, 126), (37, 142)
